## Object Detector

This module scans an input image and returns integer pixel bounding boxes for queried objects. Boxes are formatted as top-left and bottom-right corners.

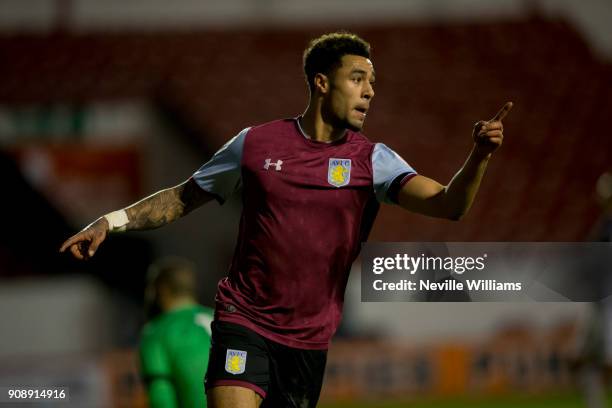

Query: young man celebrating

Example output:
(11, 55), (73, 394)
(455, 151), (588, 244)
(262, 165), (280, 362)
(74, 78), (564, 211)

(61, 32), (512, 408)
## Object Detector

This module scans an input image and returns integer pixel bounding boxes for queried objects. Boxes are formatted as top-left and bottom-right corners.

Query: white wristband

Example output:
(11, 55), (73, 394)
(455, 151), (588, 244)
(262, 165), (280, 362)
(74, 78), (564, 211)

(104, 210), (129, 232)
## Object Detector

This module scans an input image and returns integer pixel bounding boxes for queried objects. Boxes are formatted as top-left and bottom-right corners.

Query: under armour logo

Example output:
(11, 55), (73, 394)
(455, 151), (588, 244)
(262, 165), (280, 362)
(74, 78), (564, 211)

(264, 158), (283, 171)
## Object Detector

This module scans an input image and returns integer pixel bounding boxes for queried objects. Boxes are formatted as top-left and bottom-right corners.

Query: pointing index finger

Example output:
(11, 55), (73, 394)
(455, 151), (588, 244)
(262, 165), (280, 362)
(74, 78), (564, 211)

(490, 101), (513, 122)
(59, 233), (86, 253)
(60, 237), (77, 253)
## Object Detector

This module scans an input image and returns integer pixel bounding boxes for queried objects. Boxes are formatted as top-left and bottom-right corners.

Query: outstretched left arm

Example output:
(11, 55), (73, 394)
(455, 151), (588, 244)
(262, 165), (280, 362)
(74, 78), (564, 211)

(398, 102), (513, 220)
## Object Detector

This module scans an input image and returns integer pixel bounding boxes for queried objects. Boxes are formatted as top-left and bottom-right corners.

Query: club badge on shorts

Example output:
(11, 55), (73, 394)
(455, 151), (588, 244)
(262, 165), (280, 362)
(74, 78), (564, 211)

(328, 158), (351, 187)
(225, 349), (247, 375)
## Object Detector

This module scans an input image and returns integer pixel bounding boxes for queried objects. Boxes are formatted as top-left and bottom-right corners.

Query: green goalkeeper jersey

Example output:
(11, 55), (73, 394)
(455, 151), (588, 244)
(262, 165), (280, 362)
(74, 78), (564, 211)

(140, 304), (214, 408)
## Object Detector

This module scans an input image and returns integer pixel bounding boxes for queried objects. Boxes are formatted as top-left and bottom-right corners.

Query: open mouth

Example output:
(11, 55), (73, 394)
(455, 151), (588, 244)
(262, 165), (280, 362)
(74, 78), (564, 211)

(354, 106), (368, 118)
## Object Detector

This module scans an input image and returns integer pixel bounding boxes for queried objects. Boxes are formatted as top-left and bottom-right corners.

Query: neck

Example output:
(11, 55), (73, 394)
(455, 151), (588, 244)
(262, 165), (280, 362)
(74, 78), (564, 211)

(162, 296), (196, 312)
(300, 101), (347, 143)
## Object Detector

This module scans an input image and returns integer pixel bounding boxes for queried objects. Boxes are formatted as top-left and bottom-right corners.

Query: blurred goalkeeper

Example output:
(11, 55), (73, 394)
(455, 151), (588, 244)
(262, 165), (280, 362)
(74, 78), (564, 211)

(61, 32), (512, 408)
(140, 257), (213, 408)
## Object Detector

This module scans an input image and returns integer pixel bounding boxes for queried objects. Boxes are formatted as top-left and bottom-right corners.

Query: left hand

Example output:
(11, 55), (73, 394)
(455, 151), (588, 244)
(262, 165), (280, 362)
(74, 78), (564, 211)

(473, 101), (513, 157)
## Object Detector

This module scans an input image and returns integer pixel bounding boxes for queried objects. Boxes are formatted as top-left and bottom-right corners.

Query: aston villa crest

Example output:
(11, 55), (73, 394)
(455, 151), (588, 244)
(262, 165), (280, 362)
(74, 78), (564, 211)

(225, 349), (247, 375)
(328, 158), (351, 187)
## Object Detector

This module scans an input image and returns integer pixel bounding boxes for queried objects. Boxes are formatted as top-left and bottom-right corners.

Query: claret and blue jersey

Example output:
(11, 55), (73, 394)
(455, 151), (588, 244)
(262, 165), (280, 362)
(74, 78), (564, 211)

(192, 117), (416, 350)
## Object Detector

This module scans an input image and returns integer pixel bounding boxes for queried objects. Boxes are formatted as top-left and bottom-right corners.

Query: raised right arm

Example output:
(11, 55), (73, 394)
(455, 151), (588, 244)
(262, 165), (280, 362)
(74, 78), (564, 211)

(59, 178), (213, 260)
(61, 127), (248, 260)
(123, 177), (212, 230)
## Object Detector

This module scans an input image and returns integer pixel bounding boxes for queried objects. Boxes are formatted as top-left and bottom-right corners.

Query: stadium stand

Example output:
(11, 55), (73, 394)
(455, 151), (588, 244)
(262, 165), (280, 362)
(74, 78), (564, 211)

(1, 18), (610, 243)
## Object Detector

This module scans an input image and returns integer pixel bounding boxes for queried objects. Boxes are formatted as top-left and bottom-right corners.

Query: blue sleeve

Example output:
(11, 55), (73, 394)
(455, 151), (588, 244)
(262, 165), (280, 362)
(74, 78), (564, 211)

(192, 128), (249, 204)
(372, 143), (417, 204)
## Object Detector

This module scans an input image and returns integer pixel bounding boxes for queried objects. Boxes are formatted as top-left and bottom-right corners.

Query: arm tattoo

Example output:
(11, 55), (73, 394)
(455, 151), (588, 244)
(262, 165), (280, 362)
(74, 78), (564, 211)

(124, 179), (211, 230)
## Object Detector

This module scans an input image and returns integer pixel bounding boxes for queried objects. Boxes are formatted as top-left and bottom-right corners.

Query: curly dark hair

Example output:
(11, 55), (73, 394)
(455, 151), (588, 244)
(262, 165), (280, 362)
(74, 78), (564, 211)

(303, 31), (371, 91)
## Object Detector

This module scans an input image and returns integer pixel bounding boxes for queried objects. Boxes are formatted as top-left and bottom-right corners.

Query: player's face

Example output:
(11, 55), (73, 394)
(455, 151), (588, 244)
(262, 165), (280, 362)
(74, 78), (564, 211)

(325, 55), (375, 131)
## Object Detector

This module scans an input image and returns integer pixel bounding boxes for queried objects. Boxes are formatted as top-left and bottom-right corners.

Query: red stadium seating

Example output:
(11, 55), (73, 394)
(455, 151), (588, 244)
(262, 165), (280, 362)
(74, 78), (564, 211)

(1, 18), (610, 241)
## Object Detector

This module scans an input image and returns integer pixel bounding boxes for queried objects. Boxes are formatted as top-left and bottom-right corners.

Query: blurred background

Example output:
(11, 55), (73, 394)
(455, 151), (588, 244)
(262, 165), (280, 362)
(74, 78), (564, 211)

(1, 0), (611, 406)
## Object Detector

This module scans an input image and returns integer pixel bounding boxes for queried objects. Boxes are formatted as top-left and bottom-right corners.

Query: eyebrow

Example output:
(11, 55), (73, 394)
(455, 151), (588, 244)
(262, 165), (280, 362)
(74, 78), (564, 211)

(350, 69), (376, 81)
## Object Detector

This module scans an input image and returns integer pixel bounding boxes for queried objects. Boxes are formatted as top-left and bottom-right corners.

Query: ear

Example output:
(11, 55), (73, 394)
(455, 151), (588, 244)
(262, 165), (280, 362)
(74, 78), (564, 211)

(314, 73), (329, 94)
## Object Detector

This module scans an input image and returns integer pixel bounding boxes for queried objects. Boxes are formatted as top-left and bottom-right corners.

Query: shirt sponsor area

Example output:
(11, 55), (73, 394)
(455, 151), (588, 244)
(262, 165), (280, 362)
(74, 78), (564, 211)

(361, 243), (612, 302)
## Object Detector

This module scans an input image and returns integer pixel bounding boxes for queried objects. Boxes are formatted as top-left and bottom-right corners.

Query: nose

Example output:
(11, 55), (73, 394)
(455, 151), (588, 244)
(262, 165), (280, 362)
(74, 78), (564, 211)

(363, 82), (374, 100)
